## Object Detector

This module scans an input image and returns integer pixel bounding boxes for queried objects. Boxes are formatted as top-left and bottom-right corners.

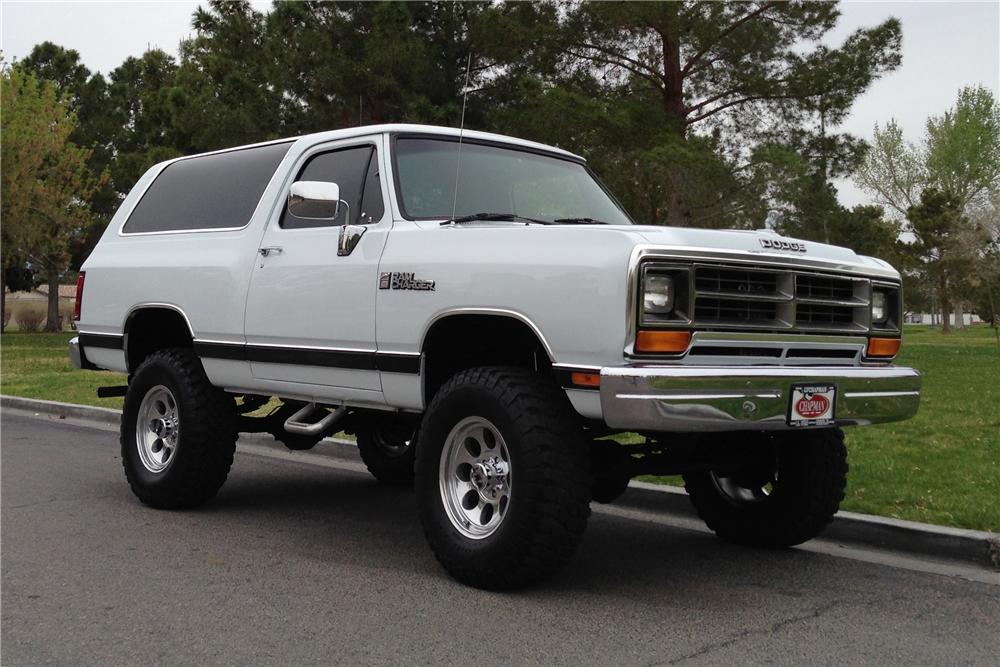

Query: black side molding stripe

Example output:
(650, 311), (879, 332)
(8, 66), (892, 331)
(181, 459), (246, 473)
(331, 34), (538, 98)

(374, 353), (422, 374)
(248, 345), (376, 370)
(78, 333), (124, 350)
(193, 341), (246, 361)
(193, 341), (421, 375)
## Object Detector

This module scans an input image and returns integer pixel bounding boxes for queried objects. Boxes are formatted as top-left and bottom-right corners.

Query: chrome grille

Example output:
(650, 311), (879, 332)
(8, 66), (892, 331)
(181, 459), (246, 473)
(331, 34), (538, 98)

(686, 264), (873, 334)
(695, 267), (782, 298)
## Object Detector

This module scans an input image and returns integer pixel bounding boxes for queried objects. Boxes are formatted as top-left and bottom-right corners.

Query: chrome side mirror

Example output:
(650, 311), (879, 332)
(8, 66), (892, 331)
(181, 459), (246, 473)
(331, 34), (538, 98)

(288, 180), (341, 220)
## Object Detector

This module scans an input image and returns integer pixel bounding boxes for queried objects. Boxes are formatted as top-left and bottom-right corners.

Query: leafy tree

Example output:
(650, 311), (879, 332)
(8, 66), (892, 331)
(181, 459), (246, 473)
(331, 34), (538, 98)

(483, 1), (901, 227)
(905, 189), (989, 334)
(1, 66), (104, 330)
(170, 0), (281, 152)
(858, 86), (1000, 216)
(858, 87), (1000, 330)
(20, 42), (119, 266)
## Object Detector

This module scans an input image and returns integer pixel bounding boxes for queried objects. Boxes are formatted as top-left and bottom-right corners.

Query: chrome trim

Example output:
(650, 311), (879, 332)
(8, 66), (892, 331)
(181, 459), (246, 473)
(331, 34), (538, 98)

(124, 303), (196, 338)
(551, 362), (603, 372)
(337, 224), (366, 256)
(288, 180), (341, 220)
(420, 307), (556, 361)
(194, 339), (422, 359)
(680, 331), (868, 367)
(373, 349), (422, 358)
(118, 137), (296, 237)
(68, 336), (83, 369)
(624, 245), (902, 356)
(843, 390), (920, 399)
(242, 341), (377, 354)
(599, 364), (920, 432)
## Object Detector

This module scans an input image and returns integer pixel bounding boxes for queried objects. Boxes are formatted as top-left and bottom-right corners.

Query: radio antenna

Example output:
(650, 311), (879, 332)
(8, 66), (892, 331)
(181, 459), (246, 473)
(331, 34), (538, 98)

(450, 52), (473, 222)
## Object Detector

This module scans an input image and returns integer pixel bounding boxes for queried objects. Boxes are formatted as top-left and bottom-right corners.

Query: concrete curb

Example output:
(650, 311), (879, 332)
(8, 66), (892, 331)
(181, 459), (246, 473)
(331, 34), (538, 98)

(4, 394), (998, 570)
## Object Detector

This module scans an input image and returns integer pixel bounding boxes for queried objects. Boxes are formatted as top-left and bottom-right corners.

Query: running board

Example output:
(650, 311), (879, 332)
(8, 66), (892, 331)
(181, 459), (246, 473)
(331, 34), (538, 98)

(283, 403), (347, 437)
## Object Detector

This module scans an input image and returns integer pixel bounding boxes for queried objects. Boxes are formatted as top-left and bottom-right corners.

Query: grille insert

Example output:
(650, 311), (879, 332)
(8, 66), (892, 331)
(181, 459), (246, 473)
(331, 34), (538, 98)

(675, 264), (877, 334)
(695, 267), (782, 299)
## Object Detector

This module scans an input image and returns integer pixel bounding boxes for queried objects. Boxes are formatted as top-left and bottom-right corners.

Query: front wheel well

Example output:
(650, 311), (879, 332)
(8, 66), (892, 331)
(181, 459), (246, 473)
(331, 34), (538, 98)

(421, 314), (552, 405)
(124, 307), (193, 372)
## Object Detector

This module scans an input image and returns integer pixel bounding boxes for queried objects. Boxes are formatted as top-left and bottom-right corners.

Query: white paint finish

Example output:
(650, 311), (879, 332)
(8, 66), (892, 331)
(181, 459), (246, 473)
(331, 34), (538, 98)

(243, 134), (391, 390)
(565, 389), (603, 421)
(380, 372), (423, 412)
(376, 223), (640, 364)
(76, 124), (907, 422)
(83, 348), (127, 374)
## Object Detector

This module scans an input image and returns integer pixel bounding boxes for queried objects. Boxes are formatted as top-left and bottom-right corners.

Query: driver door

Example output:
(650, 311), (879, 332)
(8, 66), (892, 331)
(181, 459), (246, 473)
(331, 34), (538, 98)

(243, 135), (389, 393)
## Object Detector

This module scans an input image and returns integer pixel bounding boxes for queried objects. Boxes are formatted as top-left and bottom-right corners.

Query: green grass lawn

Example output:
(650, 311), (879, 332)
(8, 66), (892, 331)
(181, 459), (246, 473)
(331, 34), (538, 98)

(2, 327), (998, 531)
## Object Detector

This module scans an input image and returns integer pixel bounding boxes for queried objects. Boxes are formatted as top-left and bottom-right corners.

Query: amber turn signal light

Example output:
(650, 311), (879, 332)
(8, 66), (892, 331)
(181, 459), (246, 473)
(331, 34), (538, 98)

(867, 337), (901, 358)
(570, 372), (601, 388)
(635, 330), (692, 354)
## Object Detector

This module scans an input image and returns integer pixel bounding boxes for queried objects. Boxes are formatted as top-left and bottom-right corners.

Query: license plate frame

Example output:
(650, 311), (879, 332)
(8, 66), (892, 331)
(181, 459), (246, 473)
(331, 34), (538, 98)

(787, 383), (837, 427)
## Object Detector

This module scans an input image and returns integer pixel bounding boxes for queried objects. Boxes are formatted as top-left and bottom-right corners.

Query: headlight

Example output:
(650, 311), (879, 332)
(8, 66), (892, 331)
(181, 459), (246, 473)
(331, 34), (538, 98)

(644, 274), (674, 314)
(871, 290), (887, 324)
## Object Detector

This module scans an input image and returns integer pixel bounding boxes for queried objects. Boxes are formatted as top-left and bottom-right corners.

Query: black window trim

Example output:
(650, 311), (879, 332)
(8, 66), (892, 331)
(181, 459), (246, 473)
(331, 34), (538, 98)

(388, 132), (634, 224)
(118, 138), (296, 237)
(276, 139), (386, 231)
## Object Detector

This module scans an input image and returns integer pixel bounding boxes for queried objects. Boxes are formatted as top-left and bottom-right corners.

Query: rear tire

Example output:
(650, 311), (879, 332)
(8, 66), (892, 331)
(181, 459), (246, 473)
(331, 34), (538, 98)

(416, 367), (591, 590)
(683, 428), (847, 548)
(121, 348), (236, 509)
(357, 421), (417, 486)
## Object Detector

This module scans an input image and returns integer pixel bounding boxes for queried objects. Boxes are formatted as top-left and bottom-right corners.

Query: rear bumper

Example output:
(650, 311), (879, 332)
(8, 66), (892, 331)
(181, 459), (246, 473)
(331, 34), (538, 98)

(599, 365), (920, 432)
(68, 336), (99, 371)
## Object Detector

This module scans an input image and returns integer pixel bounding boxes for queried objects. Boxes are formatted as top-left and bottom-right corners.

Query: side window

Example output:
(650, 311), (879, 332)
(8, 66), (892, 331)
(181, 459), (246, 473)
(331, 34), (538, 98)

(122, 142), (292, 234)
(360, 149), (384, 224)
(281, 145), (383, 229)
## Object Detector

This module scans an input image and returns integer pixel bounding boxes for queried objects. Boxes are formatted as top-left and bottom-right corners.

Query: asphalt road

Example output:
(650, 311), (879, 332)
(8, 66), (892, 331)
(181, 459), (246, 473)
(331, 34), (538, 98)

(2, 412), (998, 666)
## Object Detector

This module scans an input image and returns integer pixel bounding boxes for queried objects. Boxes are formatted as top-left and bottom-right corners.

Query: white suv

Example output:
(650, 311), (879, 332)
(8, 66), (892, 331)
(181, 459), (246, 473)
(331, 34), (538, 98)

(70, 124), (920, 589)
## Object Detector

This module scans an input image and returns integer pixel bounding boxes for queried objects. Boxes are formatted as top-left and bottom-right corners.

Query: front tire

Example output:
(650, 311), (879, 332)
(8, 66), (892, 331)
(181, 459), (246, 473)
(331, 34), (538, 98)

(683, 428), (847, 548)
(415, 367), (591, 590)
(121, 348), (236, 509)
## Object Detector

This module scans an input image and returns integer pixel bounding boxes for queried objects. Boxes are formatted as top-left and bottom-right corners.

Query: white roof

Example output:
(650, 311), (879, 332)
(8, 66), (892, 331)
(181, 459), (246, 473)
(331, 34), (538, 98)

(177, 124), (585, 164)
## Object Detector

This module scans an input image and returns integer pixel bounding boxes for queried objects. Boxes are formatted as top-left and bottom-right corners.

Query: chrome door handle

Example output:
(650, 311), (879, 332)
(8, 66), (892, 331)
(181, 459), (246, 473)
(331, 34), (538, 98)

(259, 246), (283, 257)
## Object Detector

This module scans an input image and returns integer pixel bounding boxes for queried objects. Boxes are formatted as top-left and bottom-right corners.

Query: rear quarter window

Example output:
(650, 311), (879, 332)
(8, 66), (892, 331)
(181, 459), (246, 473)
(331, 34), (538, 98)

(122, 141), (292, 234)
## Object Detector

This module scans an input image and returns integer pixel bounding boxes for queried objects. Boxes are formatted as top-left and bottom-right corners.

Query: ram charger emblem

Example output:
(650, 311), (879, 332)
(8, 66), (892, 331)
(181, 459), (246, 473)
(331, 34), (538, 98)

(760, 238), (807, 252)
(379, 272), (436, 291)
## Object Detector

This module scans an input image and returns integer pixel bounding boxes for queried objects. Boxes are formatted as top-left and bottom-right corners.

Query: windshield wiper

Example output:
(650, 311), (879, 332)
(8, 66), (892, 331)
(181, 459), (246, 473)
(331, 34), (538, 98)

(552, 217), (611, 225)
(441, 212), (553, 226)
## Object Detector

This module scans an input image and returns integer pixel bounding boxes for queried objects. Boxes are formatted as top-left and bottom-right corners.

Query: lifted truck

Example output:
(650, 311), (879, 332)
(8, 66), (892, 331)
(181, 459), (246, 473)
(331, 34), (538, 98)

(70, 124), (920, 589)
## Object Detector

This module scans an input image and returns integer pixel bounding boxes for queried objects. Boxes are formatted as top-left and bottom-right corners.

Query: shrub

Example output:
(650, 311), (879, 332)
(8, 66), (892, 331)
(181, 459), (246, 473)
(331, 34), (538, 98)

(59, 302), (75, 331)
(16, 308), (45, 332)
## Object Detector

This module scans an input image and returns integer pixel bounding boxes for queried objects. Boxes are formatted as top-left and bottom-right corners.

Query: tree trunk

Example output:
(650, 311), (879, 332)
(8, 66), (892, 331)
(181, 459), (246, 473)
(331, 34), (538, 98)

(44, 267), (61, 332)
(953, 301), (964, 331)
(1, 266), (7, 333)
(660, 20), (692, 227)
(939, 274), (951, 335)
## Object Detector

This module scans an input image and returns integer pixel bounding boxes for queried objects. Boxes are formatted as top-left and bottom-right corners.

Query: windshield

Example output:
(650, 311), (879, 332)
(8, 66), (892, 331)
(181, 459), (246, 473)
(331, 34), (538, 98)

(393, 137), (632, 224)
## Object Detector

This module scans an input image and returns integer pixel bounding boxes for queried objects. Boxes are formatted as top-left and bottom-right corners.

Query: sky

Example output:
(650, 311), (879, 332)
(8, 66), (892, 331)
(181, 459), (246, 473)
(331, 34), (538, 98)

(2, 1), (998, 209)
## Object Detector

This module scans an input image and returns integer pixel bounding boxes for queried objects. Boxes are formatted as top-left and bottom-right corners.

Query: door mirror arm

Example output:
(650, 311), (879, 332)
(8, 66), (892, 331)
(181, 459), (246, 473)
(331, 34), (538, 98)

(338, 223), (366, 256)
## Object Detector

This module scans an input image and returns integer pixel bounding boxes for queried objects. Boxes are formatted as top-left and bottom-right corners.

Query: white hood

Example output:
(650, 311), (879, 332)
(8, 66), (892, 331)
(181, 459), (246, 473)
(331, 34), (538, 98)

(620, 225), (900, 280)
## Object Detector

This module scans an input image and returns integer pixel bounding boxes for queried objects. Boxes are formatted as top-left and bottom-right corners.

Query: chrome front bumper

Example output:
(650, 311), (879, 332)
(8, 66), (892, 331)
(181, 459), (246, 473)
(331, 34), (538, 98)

(600, 365), (920, 432)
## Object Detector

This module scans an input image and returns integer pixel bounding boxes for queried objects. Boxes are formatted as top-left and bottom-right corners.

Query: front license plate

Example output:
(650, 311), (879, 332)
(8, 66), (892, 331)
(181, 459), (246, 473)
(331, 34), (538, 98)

(788, 384), (836, 427)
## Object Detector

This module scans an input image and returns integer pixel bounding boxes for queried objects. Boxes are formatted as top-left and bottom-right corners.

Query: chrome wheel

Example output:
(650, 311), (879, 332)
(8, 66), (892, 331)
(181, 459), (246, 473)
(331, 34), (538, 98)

(439, 416), (512, 539)
(136, 385), (180, 473)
